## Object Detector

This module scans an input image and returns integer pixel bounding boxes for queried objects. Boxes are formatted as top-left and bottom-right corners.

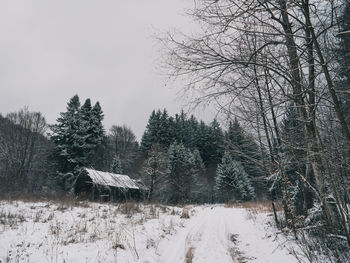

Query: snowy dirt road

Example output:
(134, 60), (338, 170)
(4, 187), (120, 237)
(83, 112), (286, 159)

(140, 206), (299, 263)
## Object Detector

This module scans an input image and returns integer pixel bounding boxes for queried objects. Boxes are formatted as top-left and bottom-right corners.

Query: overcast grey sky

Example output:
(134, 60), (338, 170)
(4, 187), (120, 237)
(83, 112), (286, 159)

(0, 0), (215, 140)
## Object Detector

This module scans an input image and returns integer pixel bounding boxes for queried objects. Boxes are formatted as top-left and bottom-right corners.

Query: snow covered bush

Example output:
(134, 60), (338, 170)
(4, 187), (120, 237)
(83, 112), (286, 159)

(304, 203), (323, 226)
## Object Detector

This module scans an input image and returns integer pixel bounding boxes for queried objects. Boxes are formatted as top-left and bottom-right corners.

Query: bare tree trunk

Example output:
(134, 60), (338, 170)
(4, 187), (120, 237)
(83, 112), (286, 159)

(313, 119), (350, 246)
(303, 0), (316, 211)
(302, 0), (350, 150)
(254, 68), (281, 227)
(278, 0), (334, 227)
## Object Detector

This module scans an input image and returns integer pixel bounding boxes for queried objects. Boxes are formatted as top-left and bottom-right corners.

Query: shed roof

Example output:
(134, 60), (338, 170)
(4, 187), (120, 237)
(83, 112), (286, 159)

(84, 168), (140, 190)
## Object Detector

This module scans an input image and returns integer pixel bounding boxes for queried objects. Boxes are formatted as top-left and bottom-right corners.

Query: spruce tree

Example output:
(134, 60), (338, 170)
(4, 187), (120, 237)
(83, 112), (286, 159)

(50, 95), (83, 189)
(50, 95), (105, 191)
(141, 109), (176, 153)
(225, 118), (266, 195)
(208, 119), (224, 164)
(80, 99), (94, 159)
(87, 101), (105, 168)
(189, 148), (207, 202)
(215, 152), (255, 202)
(336, 1), (350, 125)
(279, 103), (311, 212)
(158, 109), (172, 146)
(141, 110), (162, 152)
(280, 104), (306, 169)
(186, 115), (200, 149)
(166, 142), (197, 203)
(173, 110), (188, 145)
(90, 102), (105, 146)
(196, 121), (211, 165)
(338, 1), (350, 82)
(80, 99), (92, 123)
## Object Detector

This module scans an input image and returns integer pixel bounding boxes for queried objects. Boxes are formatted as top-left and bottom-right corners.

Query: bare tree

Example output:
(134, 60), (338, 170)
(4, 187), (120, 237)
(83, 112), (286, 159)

(108, 125), (139, 174)
(0, 107), (50, 193)
(161, 0), (350, 248)
(142, 144), (168, 201)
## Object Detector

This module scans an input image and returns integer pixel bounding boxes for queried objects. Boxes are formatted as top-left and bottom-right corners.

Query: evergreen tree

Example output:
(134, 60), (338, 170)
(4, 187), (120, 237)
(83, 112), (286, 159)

(215, 152), (255, 202)
(167, 116), (176, 145)
(141, 109), (204, 154)
(80, 99), (92, 123)
(50, 95), (105, 190)
(279, 103), (311, 212)
(337, 1), (350, 83)
(165, 142), (200, 203)
(140, 110), (156, 152)
(80, 99), (94, 158)
(189, 148), (207, 202)
(225, 118), (266, 196)
(226, 119), (261, 172)
(194, 119), (224, 167)
(80, 100), (105, 169)
(336, 1), (350, 125)
(173, 110), (188, 144)
(50, 95), (83, 190)
(91, 137), (111, 172)
(280, 104), (306, 171)
(158, 109), (172, 146)
(110, 155), (123, 174)
(186, 115), (200, 149)
(141, 110), (167, 152)
(90, 102), (105, 146)
(196, 121), (211, 165)
(207, 119), (224, 164)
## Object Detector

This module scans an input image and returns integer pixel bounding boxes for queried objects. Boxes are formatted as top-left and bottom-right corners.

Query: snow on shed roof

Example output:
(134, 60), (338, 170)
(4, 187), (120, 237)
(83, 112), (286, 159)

(84, 168), (140, 190)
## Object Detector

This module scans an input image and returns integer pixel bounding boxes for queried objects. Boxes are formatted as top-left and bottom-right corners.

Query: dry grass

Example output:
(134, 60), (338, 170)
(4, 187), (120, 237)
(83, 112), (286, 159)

(180, 208), (190, 219)
(0, 210), (26, 228)
(225, 200), (283, 214)
(0, 192), (91, 210)
(185, 246), (195, 263)
(170, 208), (180, 216)
(117, 202), (141, 217)
(157, 204), (169, 213)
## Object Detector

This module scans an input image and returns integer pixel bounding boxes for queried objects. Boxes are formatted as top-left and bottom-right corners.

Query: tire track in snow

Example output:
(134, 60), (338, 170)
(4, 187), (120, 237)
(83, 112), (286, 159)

(139, 206), (300, 263)
(190, 207), (237, 263)
(153, 206), (235, 263)
(155, 207), (209, 263)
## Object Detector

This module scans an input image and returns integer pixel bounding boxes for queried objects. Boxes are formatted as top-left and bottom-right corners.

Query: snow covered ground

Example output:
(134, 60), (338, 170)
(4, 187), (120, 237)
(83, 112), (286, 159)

(0, 200), (304, 263)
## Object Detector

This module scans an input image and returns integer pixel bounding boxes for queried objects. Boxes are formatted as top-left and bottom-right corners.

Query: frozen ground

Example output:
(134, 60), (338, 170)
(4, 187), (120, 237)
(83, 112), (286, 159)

(0, 200), (304, 263)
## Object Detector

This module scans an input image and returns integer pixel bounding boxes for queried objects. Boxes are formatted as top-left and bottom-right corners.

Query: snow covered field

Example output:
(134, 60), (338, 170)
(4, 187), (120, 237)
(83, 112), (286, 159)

(0, 200), (303, 263)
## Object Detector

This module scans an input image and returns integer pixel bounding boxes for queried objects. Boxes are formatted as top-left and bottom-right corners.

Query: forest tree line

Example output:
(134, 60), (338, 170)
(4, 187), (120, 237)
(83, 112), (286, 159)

(0, 97), (263, 204)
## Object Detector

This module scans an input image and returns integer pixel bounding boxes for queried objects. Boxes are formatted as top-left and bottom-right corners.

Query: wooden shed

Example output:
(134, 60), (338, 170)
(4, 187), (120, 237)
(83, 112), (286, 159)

(74, 168), (147, 201)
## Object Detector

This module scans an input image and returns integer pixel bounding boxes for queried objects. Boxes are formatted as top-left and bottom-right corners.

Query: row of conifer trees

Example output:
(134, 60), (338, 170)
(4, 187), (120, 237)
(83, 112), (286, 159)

(46, 96), (262, 203)
(1, 94), (307, 205)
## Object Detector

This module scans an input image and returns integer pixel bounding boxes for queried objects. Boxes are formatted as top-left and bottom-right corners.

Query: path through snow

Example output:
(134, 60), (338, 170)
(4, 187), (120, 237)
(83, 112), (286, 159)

(140, 206), (299, 263)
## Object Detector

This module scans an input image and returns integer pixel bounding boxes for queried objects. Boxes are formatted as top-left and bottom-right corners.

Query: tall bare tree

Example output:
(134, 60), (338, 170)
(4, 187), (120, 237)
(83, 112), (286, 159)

(161, 0), (350, 248)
